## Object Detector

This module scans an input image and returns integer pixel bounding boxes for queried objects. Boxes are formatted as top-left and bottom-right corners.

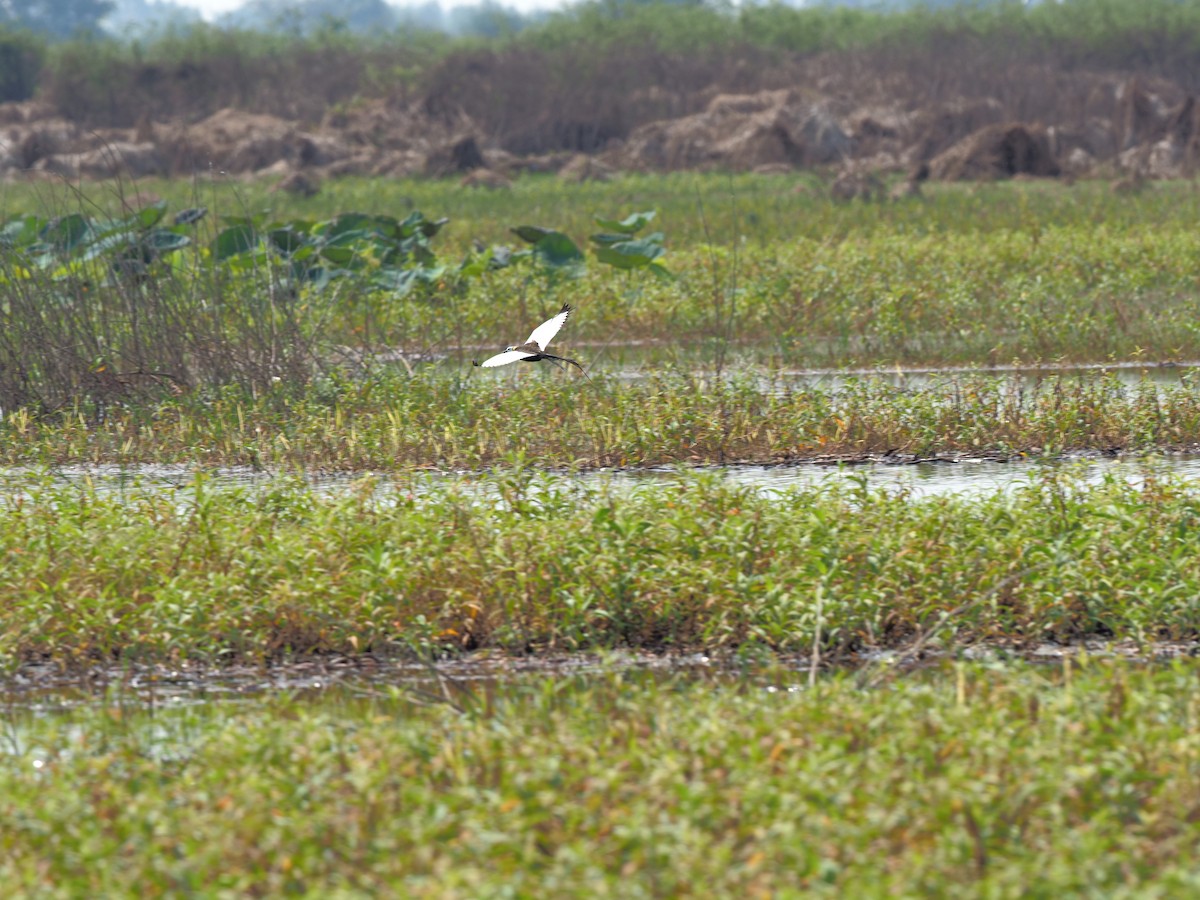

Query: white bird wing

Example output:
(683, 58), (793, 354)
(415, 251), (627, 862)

(525, 304), (571, 350)
(478, 349), (536, 368)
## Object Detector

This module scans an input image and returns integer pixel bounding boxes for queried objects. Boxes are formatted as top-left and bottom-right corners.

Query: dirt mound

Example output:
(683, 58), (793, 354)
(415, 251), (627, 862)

(12, 118), (80, 168)
(506, 152), (575, 175)
(559, 153), (613, 182)
(273, 170), (321, 197)
(1117, 77), (1170, 151)
(907, 99), (1005, 165)
(424, 135), (487, 177)
(0, 100), (470, 180)
(0, 101), (57, 126)
(460, 168), (512, 189)
(887, 162), (929, 200)
(322, 98), (474, 154)
(609, 90), (849, 172)
(846, 106), (915, 160)
(829, 168), (885, 202)
(75, 142), (167, 179)
(0, 67), (1191, 184)
(930, 123), (1061, 181)
(151, 109), (294, 174)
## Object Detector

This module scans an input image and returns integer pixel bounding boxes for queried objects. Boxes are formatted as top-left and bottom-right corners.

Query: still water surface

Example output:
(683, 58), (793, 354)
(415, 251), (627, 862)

(4, 450), (1199, 713)
(6, 453), (1200, 503)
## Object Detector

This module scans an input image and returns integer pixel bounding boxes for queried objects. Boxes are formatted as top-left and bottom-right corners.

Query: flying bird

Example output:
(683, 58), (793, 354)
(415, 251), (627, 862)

(473, 303), (586, 374)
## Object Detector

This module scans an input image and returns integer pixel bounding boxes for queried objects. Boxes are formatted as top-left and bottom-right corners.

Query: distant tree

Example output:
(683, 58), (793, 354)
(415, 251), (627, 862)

(0, 26), (42, 100)
(0, 0), (114, 38)
(446, 1), (528, 38)
(396, 0), (445, 33)
(218, 0), (398, 35)
(102, 0), (201, 37)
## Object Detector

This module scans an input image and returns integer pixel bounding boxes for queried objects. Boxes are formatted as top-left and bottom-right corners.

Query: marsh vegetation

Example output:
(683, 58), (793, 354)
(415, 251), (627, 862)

(4, 172), (1200, 894)
(4, 661), (1200, 895)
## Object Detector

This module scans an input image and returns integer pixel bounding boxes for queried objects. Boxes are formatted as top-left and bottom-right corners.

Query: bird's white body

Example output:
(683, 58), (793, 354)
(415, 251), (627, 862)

(477, 348), (535, 368)
(474, 304), (584, 373)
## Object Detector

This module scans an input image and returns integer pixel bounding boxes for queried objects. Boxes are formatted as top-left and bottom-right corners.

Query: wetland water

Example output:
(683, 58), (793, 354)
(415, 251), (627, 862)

(7, 452), (1200, 503)
(457, 344), (1200, 393)
(7, 379), (1200, 709)
(4, 640), (1197, 742)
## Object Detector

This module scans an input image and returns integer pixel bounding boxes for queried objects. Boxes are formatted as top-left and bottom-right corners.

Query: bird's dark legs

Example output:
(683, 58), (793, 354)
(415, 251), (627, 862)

(513, 353), (589, 380)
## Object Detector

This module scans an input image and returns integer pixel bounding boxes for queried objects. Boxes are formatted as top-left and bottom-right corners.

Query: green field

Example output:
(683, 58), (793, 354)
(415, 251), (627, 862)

(6, 175), (1200, 381)
(4, 661), (1200, 896)
(4, 173), (1200, 893)
(6, 370), (1200, 470)
(2, 467), (1200, 664)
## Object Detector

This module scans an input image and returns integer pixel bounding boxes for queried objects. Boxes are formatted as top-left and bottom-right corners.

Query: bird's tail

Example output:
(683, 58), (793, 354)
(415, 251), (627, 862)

(541, 352), (592, 382)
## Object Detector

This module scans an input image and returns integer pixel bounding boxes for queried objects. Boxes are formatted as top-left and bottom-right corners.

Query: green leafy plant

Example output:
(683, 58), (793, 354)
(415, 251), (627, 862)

(0, 200), (200, 284)
(590, 209), (671, 280)
(215, 209), (451, 297)
(509, 224), (586, 277)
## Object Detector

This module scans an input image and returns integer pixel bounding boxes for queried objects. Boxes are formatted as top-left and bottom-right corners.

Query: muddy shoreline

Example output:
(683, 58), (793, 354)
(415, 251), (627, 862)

(6, 641), (1198, 705)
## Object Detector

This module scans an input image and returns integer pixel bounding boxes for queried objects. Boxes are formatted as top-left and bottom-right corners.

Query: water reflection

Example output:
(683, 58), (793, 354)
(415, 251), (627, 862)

(690, 454), (1200, 500)
(5, 453), (1200, 505)
(458, 344), (1200, 395)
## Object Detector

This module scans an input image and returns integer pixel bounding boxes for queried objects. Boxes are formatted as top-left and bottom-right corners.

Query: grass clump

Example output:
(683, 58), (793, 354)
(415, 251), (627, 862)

(5, 371), (1200, 469)
(3, 177), (1200, 417)
(2, 467), (1200, 664)
(3, 661), (1200, 895)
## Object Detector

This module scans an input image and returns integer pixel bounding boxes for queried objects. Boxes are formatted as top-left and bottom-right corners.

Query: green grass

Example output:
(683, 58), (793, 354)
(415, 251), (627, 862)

(3, 660), (1200, 895)
(2, 466), (1200, 665)
(4, 176), (1200, 409)
(2, 173), (1198, 893)
(5, 371), (1200, 470)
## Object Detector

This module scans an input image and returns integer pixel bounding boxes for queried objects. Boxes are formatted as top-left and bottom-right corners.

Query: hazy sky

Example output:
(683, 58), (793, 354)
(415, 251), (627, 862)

(178, 0), (569, 19)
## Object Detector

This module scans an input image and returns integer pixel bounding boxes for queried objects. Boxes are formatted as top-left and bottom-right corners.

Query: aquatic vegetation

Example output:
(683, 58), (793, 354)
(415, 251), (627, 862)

(2, 176), (1200, 413)
(2, 660), (1199, 895)
(4, 370), (1200, 470)
(0, 467), (1198, 664)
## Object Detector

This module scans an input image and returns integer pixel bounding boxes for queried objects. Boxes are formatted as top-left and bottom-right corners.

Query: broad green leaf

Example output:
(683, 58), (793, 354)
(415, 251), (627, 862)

(397, 211), (423, 237)
(372, 215), (401, 239)
(269, 227), (307, 255)
(589, 232), (626, 247)
(42, 214), (91, 252)
(227, 248), (269, 271)
(375, 268), (420, 296)
(647, 262), (675, 281)
(146, 230), (191, 252)
(221, 214), (265, 229)
(213, 224), (257, 260)
(173, 206), (207, 226)
(512, 225), (555, 244)
(593, 210), (655, 235)
(129, 201), (167, 231)
(324, 213), (374, 240)
(80, 231), (135, 261)
(1, 216), (43, 248)
(594, 237), (665, 270)
(533, 231), (585, 273)
(458, 247), (495, 278)
(321, 245), (362, 267)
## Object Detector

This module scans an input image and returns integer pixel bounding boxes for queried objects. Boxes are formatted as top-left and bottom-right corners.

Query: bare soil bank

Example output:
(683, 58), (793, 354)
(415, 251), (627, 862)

(3, 61), (1196, 190)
